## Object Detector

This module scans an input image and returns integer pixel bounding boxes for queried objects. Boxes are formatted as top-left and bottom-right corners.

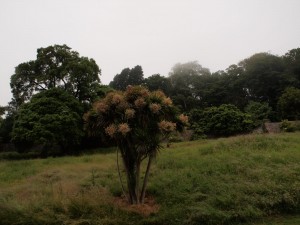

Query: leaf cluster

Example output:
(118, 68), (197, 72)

(11, 88), (84, 154)
(190, 104), (253, 137)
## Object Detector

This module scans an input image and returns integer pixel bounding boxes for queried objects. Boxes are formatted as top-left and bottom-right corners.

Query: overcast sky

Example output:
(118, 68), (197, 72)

(1, 0), (300, 106)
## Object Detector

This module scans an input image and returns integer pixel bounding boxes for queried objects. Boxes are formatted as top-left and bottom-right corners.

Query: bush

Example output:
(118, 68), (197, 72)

(190, 104), (254, 137)
(280, 120), (300, 132)
(244, 101), (272, 126)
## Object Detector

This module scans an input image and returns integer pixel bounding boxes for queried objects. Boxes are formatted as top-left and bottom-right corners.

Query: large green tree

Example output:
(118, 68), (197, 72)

(12, 88), (84, 155)
(283, 48), (300, 85)
(84, 86), (188, 204)
(168, 61), (211, 111)
(238, 53), (294, 108)
(144, 74), (171, 95)
(109, 65), (144, 90)
(10, 44), (101, 108)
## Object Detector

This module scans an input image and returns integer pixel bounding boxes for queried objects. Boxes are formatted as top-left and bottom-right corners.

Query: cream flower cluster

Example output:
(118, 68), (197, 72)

(158, 120), (176, 132)
(105, 123), (131, 137)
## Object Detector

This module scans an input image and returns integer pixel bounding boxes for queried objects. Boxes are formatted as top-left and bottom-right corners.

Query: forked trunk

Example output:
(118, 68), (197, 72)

(140, 153), (154, 204)
(124, 158), (141, 204)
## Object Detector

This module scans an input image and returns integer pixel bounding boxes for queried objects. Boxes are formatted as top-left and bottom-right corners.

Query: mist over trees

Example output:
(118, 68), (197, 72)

(1, 45), (300, 155)
(109, 50), (299, 119)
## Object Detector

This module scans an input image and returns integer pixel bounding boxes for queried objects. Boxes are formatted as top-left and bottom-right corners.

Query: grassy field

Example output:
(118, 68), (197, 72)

(0, 132), (299, 225)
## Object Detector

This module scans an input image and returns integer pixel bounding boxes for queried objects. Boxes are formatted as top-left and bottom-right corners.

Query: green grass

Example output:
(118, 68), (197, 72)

(0, 132), (299, 225)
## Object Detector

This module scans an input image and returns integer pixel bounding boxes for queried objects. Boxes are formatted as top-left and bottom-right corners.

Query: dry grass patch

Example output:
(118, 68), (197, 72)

(113, 196), (160, 217)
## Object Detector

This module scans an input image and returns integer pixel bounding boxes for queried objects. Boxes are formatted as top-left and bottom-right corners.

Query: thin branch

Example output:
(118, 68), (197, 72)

(117, 148), (128, 201)
(140, 153), (154, 203)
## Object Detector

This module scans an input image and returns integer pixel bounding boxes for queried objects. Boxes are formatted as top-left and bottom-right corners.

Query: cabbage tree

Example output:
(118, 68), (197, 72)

(84, 86), (188, 204)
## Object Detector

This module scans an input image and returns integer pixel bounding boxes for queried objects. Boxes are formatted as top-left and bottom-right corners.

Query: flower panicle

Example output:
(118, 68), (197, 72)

(94, 101), (109, 113)
(112, 93), (124, 105)
(162, 97), (173, 106)
(105, 124), (117, 137)
(134, 97), (146, 108)
(149, 103), (161, 114)
(179, 114), (189, 125)
(158, 120), (176, 133)
(125, 109), (135, 119)
(118, 123), (131, 136)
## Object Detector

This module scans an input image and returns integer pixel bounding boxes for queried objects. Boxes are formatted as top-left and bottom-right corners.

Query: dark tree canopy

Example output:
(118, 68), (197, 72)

(238, 53), (293, 108)
(12, 88), (84, 154)
(0, 106), (6, 117)
(109, 65), (144, 90)
(168, 61), (211, 111)
(283, 48), (300, 86)
(278, 87), (300, 120)
(10, 44), (101, 107)
(244, 101), (272, 126)
(144, 74), (171, 95)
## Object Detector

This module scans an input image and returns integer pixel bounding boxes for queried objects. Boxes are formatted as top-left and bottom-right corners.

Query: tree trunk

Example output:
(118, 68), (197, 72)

(124, 158), (140, 204)
(135, 159), (141, 204)
(116, 148), (128, 201)
(140, 153), (154, 204)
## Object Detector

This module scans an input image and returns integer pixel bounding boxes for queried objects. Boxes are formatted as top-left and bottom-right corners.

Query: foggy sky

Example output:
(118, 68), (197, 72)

(1, 0), (300, 106)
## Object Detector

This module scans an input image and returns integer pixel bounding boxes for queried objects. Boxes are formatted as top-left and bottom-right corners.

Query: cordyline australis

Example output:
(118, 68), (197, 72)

(84, 85), (188, 205)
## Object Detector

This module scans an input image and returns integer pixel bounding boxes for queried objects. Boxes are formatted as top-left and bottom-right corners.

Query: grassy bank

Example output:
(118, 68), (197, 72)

(0, 132), (299, 225)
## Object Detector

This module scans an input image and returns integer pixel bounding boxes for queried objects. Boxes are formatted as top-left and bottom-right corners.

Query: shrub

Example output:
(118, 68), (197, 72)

(190, 104), (254, 137)
(280, 120), (300, 132)
(244, 101), (272, 126)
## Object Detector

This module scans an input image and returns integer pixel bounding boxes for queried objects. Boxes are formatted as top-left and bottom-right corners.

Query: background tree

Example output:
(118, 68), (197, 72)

(0, 107), (5, 142)
(282, 48), (300, 86)
(10, 44), (101, 108)
(109, 65), (144, 90)
(84, 86), (188, 204)
(0, 106), (5, 116)
(238, 53), (293, 109)
(144, 74), (171, 95)
(277, 87), (300, 120)
(168, 61), (211, 111)
(12, 88), (84, 155)
(0, 106), (15, 144)
(216, 65), (248, 108)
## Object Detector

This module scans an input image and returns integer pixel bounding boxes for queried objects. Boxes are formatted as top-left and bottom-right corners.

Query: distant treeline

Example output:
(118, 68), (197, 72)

(0, 45), (299, 157)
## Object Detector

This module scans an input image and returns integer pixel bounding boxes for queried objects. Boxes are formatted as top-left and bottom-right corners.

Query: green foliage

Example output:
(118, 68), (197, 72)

(190, 104), (254, 137)
(283, 48), (300, 85)
(239, 52), (294, 109)
(109, 65), (144, 90)
(168, 61), (211, 111)
(245, 101), (272, 126)
(280, 120), (300, 132)
(0, 114), (14, 144)
(11, 88), (84, 155)
(144, 74), (172, 96)
(278, 87), (300, 120)
(10, 44), (101, 107)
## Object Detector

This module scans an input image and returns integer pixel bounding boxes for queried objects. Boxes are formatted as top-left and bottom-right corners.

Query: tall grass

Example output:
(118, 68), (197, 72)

(0, 132), (299, 225)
